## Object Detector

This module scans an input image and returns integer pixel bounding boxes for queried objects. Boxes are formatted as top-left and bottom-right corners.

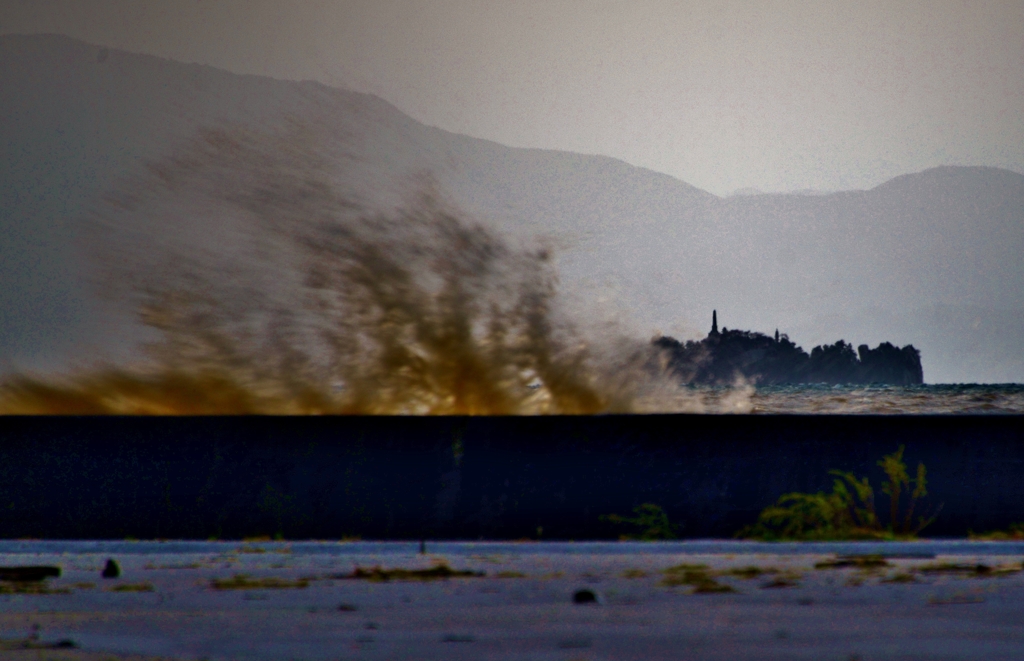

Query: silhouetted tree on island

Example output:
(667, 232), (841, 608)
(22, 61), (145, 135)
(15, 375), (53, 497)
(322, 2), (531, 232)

(654, 311), (923, 385)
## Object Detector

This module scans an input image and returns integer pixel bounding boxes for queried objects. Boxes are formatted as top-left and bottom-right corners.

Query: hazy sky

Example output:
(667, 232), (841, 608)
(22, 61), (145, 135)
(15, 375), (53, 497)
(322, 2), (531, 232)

(3, 0), (1023, 195)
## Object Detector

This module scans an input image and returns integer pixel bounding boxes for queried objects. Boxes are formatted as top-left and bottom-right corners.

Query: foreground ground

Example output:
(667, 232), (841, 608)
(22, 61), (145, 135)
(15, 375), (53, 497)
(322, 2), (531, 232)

(2, 541), (1024, 660)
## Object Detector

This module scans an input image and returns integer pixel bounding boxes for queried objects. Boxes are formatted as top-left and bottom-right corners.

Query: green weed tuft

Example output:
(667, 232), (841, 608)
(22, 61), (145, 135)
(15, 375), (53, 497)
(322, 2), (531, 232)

(737, 446), (939, 541)
(601, 503), (680, 540)
(495, 571), (526, 579)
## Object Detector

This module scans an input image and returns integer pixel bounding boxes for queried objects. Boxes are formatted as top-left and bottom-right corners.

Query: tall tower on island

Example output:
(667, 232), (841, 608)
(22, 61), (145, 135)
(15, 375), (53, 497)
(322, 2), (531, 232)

(710, 310), (720, 337)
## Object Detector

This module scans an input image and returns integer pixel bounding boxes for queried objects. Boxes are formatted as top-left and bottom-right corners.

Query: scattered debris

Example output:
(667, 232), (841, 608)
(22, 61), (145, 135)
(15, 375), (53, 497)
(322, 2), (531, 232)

(0, 566), (61, 582)
(495, 571), (526, 578)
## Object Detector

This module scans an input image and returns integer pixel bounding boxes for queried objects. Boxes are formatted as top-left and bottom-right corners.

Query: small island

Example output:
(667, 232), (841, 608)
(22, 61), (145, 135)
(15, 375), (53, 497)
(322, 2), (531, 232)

(653, 311), (924, 386)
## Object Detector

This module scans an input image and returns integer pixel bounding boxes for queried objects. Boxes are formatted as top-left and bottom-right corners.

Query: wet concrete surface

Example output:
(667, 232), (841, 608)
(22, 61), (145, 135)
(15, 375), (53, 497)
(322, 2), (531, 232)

(2, 541), (1024, 660)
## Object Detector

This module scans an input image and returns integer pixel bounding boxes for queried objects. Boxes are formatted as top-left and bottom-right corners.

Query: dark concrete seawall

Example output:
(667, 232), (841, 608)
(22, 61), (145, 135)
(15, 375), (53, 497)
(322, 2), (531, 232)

(0, 416), (1022, 540)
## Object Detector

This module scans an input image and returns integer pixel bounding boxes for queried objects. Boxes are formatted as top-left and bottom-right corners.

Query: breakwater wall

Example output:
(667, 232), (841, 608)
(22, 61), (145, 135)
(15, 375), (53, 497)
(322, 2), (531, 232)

(0, 416), (1022, 539)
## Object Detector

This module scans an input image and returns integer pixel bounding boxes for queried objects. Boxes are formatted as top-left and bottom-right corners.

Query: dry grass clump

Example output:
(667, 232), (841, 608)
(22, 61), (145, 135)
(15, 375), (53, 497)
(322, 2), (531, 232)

(0, 582), (70, 595)
(109, 582), (155, 593)
(210, 574), (309, 590)
(814, 555), (891, 570)
(915, 561), (1020, 577)
(338, 563), (484, 582)
(723, 566), (780, 579)
(661, 563), (735, 593)
(881, 572), (918, 583)
(760, 573), (801, 589)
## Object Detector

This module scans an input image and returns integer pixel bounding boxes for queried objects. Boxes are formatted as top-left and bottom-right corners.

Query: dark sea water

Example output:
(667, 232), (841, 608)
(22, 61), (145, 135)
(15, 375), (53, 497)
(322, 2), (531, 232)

(674, 383), (1024, 414)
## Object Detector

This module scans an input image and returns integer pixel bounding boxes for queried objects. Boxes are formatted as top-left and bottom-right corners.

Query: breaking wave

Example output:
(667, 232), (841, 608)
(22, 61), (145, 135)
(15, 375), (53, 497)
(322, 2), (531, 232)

(0, 122), (683, 414)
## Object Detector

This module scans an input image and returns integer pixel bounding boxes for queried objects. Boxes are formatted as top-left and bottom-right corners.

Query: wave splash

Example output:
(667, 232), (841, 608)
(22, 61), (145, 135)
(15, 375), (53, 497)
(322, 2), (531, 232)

(1, 123), (679, 414)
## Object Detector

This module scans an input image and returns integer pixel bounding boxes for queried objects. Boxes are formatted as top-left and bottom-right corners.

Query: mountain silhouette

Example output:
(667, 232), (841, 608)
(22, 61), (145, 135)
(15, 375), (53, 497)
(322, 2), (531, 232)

(2, 34), (1022, 383)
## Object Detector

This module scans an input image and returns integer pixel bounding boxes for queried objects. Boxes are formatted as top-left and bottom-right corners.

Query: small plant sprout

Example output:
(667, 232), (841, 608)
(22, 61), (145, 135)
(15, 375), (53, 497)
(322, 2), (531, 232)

(601, 503), (680, 540)
(968, 523), (1024, 541)
(879, 445), (933, 536)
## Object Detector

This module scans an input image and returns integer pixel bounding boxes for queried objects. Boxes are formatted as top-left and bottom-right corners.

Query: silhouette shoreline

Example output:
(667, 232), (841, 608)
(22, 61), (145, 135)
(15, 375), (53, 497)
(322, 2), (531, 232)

(654, 311), (924, 386)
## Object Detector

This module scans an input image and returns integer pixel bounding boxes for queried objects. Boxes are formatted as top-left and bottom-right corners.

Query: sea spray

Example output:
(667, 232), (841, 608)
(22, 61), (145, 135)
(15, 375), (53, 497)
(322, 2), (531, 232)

(0, 122), (669, 414)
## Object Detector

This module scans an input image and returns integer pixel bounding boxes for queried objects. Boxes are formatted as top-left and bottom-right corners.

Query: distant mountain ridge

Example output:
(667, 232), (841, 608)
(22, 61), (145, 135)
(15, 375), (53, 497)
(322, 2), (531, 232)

(2, 34), (1023, 383)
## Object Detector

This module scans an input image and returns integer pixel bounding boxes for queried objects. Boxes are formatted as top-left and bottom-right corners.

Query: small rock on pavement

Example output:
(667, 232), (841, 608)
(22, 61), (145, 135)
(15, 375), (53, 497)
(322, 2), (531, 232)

(573, 589), (598, 604)
(101, 559), (120, 579)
